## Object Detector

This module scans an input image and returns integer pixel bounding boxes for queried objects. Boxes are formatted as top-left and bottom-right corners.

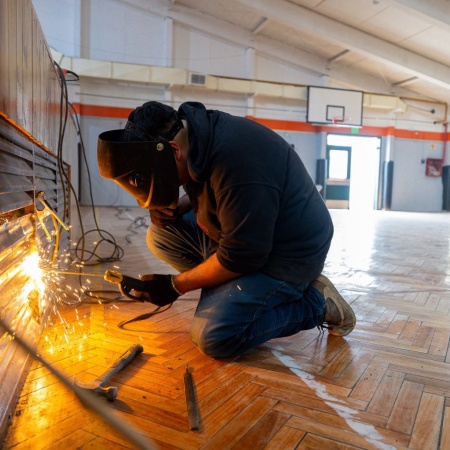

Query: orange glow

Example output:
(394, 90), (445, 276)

(20, 252), (47, 315)
(22, 252), (43, 280)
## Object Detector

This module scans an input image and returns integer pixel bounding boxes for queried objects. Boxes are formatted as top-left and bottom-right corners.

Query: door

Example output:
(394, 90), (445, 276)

(325, 145), (351, 209)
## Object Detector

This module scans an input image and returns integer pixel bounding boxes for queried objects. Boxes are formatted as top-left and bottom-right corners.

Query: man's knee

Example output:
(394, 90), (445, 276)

(190, 323), (241, 358)
(146, 224), (162, 251)
(146, 224), (175, 261)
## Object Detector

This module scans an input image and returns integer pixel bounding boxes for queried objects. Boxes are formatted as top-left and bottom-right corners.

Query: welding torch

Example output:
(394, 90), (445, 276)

(104, 270), (180, 305)
(103, 270), (153, 301)
(45, 268), (180, 305)
(43, 269), (151, 300)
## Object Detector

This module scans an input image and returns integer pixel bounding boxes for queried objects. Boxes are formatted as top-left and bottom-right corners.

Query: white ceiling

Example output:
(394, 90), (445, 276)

(170, 0), (450, 106)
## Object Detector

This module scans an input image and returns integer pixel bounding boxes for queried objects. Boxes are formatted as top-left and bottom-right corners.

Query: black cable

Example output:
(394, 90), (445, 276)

(68, 102), (125, 263)
(51, 61), (125, 303)
(53, 61), (69, 220)
(117, 304), (172, 329)
(51, 63), (171, 325)
(115, 208), (148, 246)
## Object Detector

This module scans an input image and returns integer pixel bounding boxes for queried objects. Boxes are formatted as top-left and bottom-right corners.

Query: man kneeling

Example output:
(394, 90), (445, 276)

(97, 101), (356, 358)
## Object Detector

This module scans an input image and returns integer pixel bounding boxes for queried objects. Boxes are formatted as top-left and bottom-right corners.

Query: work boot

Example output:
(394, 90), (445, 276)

(311, 274), (356, 336)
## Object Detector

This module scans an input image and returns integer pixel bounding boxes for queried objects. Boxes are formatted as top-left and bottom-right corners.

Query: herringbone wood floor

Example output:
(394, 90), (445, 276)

(4, 207), (450, 449)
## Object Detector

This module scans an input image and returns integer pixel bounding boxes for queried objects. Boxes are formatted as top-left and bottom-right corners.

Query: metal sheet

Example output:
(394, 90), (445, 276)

(0, 192), (33, 214)
(0, 1), (75, 440)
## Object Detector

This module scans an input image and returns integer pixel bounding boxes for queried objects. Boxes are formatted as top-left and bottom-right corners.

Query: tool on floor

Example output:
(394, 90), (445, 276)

(184, 364), (200, 430)
(0, 318), (156, 450)
(104, 269), (152, 300)
(74, 343), (144, 401)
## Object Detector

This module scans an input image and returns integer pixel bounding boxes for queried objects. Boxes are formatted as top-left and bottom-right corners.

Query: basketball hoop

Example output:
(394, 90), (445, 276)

(332, 116), (351, 126)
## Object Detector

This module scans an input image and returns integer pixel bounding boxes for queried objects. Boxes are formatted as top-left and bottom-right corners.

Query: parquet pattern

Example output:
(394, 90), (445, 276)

(4, 208), (450, 449)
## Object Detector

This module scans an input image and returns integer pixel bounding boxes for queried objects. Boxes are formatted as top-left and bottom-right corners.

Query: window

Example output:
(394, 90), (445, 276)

(328, 149), (350, 179)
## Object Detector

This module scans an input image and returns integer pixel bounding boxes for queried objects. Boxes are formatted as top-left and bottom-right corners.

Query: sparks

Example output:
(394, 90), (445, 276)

(19, 252), (47, 310)
(21, 253), (44, 283)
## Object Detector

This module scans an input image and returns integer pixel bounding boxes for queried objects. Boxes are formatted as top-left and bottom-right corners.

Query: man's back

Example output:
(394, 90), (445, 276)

(180, 102), (334, 283)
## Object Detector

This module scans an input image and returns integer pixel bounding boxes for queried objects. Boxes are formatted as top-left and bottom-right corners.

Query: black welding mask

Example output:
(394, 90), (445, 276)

(97, 129), (179, 209)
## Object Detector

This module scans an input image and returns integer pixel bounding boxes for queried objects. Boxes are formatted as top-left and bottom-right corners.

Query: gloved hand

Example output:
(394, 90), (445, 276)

(150, 207), (179, 228)
(134, 274), (181, 306)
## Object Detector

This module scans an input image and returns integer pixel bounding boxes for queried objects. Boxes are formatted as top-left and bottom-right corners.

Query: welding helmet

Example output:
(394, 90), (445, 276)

(97, 129), (179, 209)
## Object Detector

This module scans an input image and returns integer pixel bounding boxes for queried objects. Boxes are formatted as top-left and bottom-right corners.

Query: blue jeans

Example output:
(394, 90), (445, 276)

(147, 211), (326, 358)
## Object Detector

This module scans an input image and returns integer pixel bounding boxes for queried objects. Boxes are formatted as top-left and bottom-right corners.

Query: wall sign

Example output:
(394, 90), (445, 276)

(425, 158), (442, 177)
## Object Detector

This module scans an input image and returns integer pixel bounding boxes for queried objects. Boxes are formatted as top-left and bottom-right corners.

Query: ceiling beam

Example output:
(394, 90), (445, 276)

(327, 50), (351, 68)
(252, 17), (269, 34)
(235, 0), (450, 91)
(392, 76), (418, 87)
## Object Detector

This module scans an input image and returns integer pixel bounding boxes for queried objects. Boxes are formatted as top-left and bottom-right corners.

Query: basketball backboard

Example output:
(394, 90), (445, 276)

(307, 86), (363, 127)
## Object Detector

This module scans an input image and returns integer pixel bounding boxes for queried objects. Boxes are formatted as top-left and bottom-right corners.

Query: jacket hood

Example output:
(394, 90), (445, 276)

(178, 102), (220, 182)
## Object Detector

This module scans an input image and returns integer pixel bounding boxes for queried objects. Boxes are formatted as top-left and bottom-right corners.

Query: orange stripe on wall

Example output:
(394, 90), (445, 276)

(73, 103), (448, 141)
(392, 128), (443, 140)
(72, 103), (133, 119)
(246, 116), (317, 133)
(248, 116), (392, 136)
(248, 116), (446, 140)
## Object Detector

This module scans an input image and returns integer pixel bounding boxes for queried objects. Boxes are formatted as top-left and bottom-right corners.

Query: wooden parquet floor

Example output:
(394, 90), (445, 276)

(3, 207), (450, 450)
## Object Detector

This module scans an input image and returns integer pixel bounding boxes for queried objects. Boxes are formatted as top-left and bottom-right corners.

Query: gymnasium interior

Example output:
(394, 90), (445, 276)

(1, 1), (449, 449)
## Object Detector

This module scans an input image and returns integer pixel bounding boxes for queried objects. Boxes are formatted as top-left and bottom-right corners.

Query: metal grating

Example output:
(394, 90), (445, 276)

(0, 115), (71, 437)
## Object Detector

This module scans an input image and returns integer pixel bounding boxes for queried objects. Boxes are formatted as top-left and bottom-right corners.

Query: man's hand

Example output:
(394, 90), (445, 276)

(150, 207), (179, 228)
(150, 194), (193, 228)
(134, 274), (181, 306)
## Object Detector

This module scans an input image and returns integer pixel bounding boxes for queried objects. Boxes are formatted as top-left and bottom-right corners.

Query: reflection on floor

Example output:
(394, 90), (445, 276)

(4, 207), (450, 449)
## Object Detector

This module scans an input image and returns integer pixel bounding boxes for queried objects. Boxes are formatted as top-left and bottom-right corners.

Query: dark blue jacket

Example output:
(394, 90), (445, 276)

(180, 102), (333, 283)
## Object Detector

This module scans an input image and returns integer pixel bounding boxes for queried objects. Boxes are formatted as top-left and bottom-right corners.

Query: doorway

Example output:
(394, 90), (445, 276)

(326, 134), (381, 210)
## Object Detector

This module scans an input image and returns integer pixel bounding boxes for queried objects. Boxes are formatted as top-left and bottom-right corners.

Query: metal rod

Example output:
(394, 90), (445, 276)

(42, 269), (105, 278)
(184, 364), (200, 430)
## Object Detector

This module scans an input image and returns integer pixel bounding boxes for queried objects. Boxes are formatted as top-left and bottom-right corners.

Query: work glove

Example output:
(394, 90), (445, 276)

(134, 274), (182, 306)
(150, 207), (179, 228)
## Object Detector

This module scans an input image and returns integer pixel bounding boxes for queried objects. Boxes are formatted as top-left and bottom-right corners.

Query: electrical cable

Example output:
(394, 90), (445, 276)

(50, 62), (172, 327)
(115, 207), (149, 247)
(67, 101), (125, 267)
(117, 303), (172, 329)
(52, 61), (127, 303)
(50, 62), (171, 328)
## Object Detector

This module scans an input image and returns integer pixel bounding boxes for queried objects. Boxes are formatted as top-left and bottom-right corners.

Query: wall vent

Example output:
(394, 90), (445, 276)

(188, 73), (207, 86)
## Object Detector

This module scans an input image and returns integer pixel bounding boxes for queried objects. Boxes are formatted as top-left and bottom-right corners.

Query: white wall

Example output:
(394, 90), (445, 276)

(80, 117), (133, 206)
(32, 0), (81, 57)
(89, 1), (168, 65)
(174, 25), (248, 77)
(255, 54), (319, 87)
(391, 139), (444, 212)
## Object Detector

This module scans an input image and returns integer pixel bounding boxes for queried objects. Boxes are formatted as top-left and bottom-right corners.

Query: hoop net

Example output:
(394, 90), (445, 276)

(332, 116), (351, 125)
